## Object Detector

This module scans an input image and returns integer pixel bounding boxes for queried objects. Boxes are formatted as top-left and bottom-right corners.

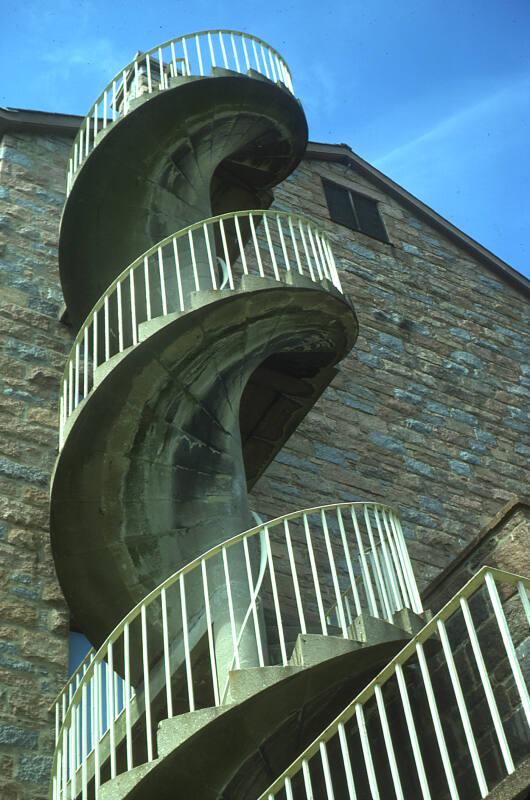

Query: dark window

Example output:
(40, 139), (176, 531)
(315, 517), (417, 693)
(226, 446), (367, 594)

(323, 179), (389, 243)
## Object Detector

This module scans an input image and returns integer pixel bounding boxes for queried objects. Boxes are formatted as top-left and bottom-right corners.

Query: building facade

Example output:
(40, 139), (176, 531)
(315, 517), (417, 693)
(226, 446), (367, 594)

(0, 31), (529, 799)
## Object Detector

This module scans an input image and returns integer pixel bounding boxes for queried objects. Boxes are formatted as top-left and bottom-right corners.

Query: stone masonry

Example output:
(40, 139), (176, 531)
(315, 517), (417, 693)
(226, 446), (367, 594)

(0, 121), (529, 798)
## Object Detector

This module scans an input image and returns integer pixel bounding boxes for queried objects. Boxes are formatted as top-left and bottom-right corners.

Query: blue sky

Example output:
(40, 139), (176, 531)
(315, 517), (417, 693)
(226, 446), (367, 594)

(1, 0), (529, 277)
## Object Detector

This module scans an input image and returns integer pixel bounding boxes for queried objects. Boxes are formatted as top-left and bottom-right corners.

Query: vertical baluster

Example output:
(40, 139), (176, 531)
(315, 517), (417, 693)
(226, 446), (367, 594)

(107, 643), (116, 778)
(307, 226), (325, 280)
(158, 47), (165, 90)
(182, 38), (191, 75)
(284, 777), (294, 800)
(315, 232), (331, 281)
(251, 39), (260, 71)
(395, 663), (432, 798)
(195, 35), (204, 75)
(241, 36), (251, 71)
(416, 641), (460, 799)
(103, 295), (110, 361)
(103, 90), (108, 129)
(234, 215), (248, 275)
(68, 360), (73, 415)
(180, 575), (195, 711)
(130, 269), (138, 346)
(321, 509), (348, 637)
(123, 621), (133, 770)
(83, 326), (89, 399)
(350, 506), (378, 617)
(390, 512), (423, 613)
(93, 104), (98, 146)
(160, 588), (174, 718)
(364, 506), (392, 620)
(170, 41), (178, 78)
(337, 507), (362, 617)
(219, 218), (234, 288)
(276, 215), (291, 272)
(461, 596), (514, 774)
(518, 581), (530, 626)
(74, 343), (80, 408)
(222, 546), (241, 669)
(263, 215), (280, 280)
(157, 246), (168, 315)
(112, 79), (117, 121)
(381, 508), (410, 610)
(288, 216), (303, 275)
(338, 721), (358, 799)
(81, 681), (88, 800)
(284, 520), (307, 635)
(230, 33), (241, 72)
(116, 280), (124, 352)
(69, 704), (76, 800)
(437, 619), (489, 797)
(265, 526), (287, 664)
(374, 506), (401, 613)
(92, 309), (98, 382)
(248, 213), (264, 277)
(144, 255), (152, 320)
(298, 220), (316, 281)
(61, 726), (68, 800)
(302, 759), (316, 798)
(141, 605), (154, 762)
(374, 684), (404, 799)
(93, 663), (101, 794)
(172, 237), (184, 311)
(74, 142), (78, 172)
(134, 61), (139, 98)
(201, 559), (220, 705)
(79, 129), (84, 165)
(485, 572), (530, 727)
(259, 44), (270, 78)
(188, 229), (200, 290)
(303, 513), (328, 634)
(243, 536), (265, 667)
(268, 49), (278, 82)
(122, 69), (128, 114)
(219, 32), (228, 68)
(146, 55), (152, 92)
(85, 118), (90, 158)
(319, 741), (335, 799)
(275, 55), (286, 86)
(208, 32), (216, 68)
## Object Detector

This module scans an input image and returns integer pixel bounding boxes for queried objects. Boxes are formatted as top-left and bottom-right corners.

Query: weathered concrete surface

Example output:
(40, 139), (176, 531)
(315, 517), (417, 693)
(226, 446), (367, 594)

(97, 636), (411, 800)
(60, 74), (307, 329)
(50, 283), (357, 657)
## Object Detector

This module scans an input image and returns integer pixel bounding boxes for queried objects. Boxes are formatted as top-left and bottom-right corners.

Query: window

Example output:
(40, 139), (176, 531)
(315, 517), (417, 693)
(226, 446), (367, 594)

(323, 179), (389, 243)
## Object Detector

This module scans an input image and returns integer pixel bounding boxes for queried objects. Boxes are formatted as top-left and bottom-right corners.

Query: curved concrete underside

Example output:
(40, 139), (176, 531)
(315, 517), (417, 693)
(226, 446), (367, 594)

(59, 73), (308, 329)
(50, 283), (357, 649)
(101, 639), (410, 800)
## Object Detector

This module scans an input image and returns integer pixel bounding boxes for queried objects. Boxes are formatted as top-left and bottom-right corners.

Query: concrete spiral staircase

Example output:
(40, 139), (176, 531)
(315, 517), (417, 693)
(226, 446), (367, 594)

(49, 30), (439, 800)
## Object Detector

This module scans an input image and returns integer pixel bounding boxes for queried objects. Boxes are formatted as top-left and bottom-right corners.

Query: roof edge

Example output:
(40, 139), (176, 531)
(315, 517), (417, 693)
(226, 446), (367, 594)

(305, 142), (530, 296)
(1, 110), (528, 295)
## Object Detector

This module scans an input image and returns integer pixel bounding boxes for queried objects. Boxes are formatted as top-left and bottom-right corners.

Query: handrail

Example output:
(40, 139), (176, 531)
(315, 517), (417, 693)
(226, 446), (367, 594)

(58, 208), (342, 447)
(259, 566), (530, 800)
(49, 501), (421, 798)
(66, 30), (293, 195)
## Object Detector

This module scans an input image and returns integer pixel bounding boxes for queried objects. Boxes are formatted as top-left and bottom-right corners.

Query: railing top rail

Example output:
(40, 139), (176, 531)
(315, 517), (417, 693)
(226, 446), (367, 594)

(61, 208), (337, 386)
(49, 646), (95, 711)
(82, 29), (290, 114)
(52, 501), (399, 741)
(257, 565), (530, 798)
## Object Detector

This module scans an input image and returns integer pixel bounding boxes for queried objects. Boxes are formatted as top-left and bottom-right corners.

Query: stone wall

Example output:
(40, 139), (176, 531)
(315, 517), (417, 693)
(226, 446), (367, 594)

(0, 131), (73, 800)
(251, 159), (530, 592)
(0, 125), (529, 797)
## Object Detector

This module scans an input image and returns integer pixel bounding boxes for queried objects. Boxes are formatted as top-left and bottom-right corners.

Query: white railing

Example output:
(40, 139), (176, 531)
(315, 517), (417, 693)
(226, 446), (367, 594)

(52, 647), (96, 744)
(66, 30), (293, 195)
(49, 501), (421, 799)
(260, 567), (530, 800)
(58, 209), (342, 447)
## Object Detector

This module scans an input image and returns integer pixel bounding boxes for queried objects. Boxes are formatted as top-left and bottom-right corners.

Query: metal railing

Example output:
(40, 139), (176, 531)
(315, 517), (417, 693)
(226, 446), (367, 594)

(260, 567), (530, 800)
(58, 209), (342, 448)
(52, 647), (96, 744)
(66, 30), (293, 195)
(49, 501), (421, 799)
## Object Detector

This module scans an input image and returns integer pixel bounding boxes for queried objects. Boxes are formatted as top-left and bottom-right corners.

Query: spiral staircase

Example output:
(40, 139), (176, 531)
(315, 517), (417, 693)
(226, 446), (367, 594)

(48, 30), (530, 800)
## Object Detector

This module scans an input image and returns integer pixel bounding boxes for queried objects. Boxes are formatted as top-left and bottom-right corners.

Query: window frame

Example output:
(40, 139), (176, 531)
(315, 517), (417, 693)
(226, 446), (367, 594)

(322, 178), (390, 244)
